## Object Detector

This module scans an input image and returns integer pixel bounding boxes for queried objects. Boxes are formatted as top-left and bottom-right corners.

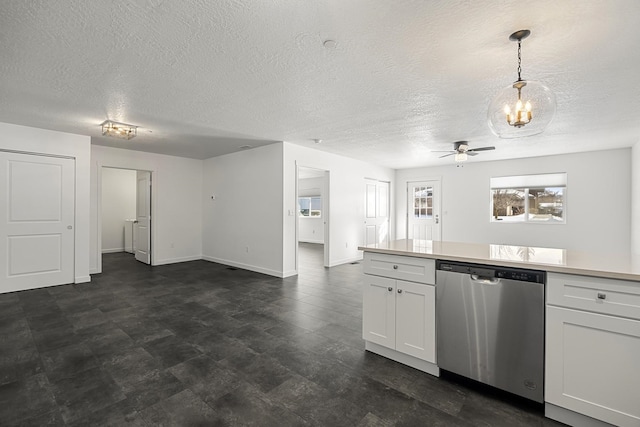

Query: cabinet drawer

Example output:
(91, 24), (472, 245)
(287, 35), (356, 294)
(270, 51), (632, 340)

(547, 272), (640, 320)
(363, 252), (435, 284)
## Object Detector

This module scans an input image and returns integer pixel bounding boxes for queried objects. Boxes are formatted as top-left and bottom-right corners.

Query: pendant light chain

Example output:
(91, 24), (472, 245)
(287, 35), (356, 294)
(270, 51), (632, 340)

(517, 40), (522, 82)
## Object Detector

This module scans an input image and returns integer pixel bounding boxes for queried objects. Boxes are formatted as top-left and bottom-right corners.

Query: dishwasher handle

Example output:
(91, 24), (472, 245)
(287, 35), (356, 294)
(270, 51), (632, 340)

(470, 274), (500, 285)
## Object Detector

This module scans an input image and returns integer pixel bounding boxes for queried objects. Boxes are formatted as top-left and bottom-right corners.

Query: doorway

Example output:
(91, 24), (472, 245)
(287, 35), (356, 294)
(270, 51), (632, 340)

(98, 167), (152, 272)
(407, 179), (442, 241)
(296, 166), (330, 271)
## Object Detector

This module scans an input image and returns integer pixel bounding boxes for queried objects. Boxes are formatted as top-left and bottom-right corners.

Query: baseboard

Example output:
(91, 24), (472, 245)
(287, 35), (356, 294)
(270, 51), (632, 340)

(89, 267), (100, 275)
(544, 403), (616, 427)
(202, 255), (284, 278)
(298, 239), (324, 244)
(282, 269), (298, 278)
(153, 255), (203, 266)
(365, 341), (440, 377)
(75, 275), (91, 284)
(328, 255), (363, 267)
(101, 248), (124, 254)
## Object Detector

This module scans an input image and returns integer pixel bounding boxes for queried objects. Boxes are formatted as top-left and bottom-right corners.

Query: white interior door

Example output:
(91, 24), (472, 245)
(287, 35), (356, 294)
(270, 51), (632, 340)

(364, 179), (390, 247)
(407, 180), (441, 241)
(0, 151), (75, 293)
(135, 171), (151, 264)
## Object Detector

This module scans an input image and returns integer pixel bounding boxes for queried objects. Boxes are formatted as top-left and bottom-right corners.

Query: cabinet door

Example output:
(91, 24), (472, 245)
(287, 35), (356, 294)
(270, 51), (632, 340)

(546, 306), (640, 427)
(363, 275), (396, 349)
(395, 280), (436, 363)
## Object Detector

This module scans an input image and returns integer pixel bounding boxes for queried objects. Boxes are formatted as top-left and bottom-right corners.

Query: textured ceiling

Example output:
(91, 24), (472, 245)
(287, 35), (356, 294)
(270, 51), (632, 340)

(1, 1), (639, 168)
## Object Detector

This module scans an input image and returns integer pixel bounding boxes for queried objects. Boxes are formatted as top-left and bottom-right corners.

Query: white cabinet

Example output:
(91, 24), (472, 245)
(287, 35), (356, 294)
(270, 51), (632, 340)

(362, 253), (437, 375)
(546, 273), (640, 427)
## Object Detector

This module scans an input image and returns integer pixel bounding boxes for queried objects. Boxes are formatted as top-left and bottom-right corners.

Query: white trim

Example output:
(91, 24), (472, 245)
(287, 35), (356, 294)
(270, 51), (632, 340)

(328, 255), (362, 267)
(74, 275), (91, 284)
(282, 269), (297, 278)
(365, 341), (440, 377)
(545, 403), (614, 427)
(202, 255), (284, 278)
(154, 255), (203, 266)
(101, 248), (124, 254)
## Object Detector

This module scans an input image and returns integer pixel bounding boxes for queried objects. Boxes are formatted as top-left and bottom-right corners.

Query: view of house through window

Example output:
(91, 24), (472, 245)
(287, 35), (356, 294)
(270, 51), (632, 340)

(490, 173), (566, 223)
(299, 196), (322, 217)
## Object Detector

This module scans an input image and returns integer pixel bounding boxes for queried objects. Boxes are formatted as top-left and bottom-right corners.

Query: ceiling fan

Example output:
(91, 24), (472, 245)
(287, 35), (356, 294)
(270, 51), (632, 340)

(434, 141), (495, 162)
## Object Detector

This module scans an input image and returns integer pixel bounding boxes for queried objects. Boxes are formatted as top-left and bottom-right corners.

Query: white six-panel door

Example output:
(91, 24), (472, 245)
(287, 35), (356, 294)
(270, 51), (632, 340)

(0, 152), (75, 293)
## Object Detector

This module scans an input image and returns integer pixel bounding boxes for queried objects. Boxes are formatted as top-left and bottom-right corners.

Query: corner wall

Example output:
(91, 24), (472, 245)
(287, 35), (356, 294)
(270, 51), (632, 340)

(202, 143), (285, 277)
(396, 148), (631, 254)
(0, 122), (91, 283)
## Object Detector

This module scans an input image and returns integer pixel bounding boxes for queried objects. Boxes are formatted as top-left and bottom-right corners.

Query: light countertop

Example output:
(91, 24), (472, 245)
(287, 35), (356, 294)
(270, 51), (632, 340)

(358, 239), (640, 282)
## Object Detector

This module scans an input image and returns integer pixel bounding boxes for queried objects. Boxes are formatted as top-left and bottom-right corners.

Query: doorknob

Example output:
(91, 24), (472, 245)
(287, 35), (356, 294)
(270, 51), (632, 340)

(435, 215), (439, 224)
(67, 225), (73, 230)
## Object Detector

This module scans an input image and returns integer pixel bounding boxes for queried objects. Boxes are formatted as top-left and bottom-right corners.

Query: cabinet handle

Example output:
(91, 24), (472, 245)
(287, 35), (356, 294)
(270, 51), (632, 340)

(597, 292), (606, 300)
(397, 289), (403, 294)
(393, 265), (398, 270)
(387, 287), (393, 292)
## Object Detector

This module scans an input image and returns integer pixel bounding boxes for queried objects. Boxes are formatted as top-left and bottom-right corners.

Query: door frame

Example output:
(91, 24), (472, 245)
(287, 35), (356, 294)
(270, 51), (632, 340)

(96, 165), (155, 273)
(405, 177), (442, 241)
(295, 164), (330, 270)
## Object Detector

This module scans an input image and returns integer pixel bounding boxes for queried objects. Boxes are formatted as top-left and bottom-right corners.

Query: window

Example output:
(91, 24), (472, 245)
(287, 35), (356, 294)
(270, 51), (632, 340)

(490, 173), (566, 223)
(412, 186), (433, 219)
(298, 197), (322, 217)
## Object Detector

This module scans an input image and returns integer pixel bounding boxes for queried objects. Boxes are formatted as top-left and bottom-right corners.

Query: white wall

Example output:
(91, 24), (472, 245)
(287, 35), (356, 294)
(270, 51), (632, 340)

(90, 145), (203, 273)
(101, 168), (136, 253)
(396, 149), (631, 254)
(0, 122), (91, 283)
(632, 142), (640, 255)
(202, 143), (284, 276)
(298, 177), (324, 244)
(284, 142), (395, 275)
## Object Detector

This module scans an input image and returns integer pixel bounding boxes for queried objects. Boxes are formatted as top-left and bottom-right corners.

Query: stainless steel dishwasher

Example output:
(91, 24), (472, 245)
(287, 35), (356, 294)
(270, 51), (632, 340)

(436, 260), (545, 402)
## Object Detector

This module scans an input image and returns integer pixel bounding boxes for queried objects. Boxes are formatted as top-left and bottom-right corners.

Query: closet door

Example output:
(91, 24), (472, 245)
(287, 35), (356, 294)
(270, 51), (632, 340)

(0, 151), (75, 293)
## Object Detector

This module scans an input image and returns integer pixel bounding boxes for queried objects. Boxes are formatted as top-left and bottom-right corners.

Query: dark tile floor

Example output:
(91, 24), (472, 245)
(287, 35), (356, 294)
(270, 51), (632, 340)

(0, 243), (564, 426)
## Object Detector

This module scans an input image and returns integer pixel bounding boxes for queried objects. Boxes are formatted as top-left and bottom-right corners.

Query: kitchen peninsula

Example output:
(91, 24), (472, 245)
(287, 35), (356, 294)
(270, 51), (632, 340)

(359, 239), (640, 427)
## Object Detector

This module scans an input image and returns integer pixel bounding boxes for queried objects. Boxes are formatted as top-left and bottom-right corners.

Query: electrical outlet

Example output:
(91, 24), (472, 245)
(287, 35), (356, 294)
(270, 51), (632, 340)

(245, 246), (249, 253)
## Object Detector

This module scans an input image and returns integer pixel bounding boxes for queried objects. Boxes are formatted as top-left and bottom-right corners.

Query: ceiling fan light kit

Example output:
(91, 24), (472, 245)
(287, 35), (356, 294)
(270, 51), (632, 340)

(488, 29), (556, 139)
(435, 140), (495, 163)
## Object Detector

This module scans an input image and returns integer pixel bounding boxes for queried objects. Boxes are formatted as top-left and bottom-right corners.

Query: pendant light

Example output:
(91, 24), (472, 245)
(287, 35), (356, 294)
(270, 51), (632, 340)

(487, 30), (556, 138)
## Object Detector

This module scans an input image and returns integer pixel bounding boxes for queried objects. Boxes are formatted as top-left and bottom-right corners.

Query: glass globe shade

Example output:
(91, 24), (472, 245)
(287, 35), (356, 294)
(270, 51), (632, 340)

(487, 80), (556, 138)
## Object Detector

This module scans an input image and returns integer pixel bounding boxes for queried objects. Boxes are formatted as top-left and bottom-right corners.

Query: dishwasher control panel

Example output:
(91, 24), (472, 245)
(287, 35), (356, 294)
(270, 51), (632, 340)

(437, 260), (545, 284)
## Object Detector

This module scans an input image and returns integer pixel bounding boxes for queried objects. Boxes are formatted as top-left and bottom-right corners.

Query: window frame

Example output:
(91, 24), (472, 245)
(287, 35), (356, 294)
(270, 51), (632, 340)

(490, 173), (567, 224)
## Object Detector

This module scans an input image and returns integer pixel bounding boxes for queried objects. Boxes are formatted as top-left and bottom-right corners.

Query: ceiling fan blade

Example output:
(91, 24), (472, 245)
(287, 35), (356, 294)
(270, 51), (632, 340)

(439, 153), (455, 158)
(431, 150), (456, 153)
(467, 146), (495, 153)
(467, 151), (479, 156)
